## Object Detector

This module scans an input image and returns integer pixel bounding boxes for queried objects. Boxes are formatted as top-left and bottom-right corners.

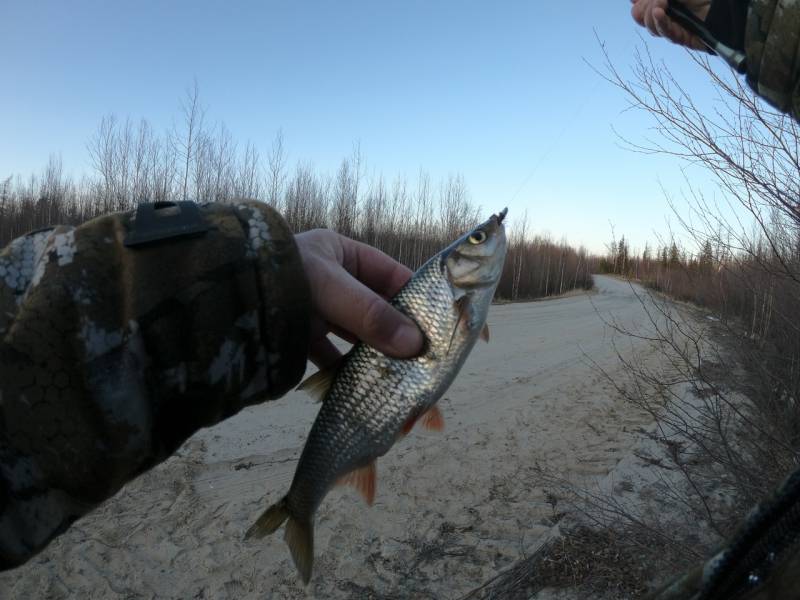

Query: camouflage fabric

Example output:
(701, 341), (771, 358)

(745, 0), (800, 120)
(0, 200), (310, 569)
(649, 466), (800, 600)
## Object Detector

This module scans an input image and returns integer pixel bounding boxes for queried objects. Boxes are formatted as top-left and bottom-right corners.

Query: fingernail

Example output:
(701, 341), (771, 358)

(390, 321), (423, 357)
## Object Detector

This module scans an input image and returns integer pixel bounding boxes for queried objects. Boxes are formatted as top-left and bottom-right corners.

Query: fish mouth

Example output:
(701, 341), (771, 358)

(495, 208), (508, 225)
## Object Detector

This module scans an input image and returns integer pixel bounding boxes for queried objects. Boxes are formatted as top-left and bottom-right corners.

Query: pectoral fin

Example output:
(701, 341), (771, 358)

(448, 296), (471, 355)
(480, 323), (490, 343)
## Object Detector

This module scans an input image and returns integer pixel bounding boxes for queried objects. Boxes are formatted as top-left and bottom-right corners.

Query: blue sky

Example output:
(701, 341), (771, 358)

(0, 1), (736, 253)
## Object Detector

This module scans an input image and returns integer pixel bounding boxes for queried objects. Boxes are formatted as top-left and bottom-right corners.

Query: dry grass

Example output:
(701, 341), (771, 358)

(461, 526), (652, 600)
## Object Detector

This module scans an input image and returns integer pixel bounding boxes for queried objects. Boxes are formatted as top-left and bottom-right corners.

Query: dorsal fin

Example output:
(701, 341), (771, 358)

(336, 461), (377, 506)
(297, 367), (337, 402)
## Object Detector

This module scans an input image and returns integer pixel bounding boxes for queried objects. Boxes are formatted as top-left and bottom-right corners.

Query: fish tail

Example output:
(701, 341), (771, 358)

(245, 497), (290, 540)
(285, 515), (314, 585)
(245, 497), (315, 584)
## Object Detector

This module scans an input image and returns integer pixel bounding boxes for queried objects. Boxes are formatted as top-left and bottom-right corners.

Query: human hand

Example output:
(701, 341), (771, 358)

(631, 0), (711, 51)
(295, 229), (424, 368)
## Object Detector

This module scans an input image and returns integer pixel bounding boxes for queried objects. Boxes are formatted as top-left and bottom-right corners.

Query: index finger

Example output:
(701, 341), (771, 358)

(653, 3), (708, 51)
(314, 266), (423, 358)
(340, 237), (414, 298)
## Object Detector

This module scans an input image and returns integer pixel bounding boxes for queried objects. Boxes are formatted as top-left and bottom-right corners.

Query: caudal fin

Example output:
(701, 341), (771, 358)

(285, 516), (314, 584)
(245, 498), (315, 584)
(245, 498), (290, 540)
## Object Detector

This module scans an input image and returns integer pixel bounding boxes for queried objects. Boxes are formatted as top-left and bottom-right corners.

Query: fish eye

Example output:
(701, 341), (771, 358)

(468, 230), (487, 245)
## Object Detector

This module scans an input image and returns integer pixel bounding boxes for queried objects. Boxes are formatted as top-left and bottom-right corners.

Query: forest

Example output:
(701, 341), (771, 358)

(0, 85), (593, 301)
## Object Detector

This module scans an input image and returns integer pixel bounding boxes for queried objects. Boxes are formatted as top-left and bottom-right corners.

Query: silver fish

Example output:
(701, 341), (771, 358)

(245, 209), (508, 583)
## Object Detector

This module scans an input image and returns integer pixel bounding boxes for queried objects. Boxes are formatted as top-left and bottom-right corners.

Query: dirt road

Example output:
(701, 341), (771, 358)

(1, 276), (663, 599)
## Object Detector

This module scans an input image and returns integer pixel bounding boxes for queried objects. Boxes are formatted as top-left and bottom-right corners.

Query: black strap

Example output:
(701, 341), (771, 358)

(124, 201), (210, 248)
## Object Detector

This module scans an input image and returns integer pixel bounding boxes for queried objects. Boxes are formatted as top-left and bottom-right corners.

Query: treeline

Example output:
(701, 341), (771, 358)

(595, 231), (800, 425)
(499, 213), (593, 300)
(0, 86), (592, 301)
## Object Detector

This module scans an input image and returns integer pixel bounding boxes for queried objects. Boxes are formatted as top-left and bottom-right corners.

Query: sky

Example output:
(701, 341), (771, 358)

(0, 1), (739, 254)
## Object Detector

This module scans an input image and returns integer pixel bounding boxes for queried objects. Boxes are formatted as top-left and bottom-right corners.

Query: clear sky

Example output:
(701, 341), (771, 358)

(0, 1), (736, 254)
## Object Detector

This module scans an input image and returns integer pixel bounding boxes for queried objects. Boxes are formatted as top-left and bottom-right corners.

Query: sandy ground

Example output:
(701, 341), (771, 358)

(0, 276), (667, 599)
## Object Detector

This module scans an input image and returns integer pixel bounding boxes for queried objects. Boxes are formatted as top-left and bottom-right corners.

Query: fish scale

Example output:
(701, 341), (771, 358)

(245, 209), (508, 584)
(297, 257), (463, 492)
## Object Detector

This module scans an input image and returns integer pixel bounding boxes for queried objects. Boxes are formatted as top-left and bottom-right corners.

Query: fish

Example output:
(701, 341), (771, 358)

(245, 208), (509, 583)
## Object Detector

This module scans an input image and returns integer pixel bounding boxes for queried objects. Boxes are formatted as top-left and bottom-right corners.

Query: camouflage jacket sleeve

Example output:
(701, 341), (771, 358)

(745, 0), (800, 120)
(0, 200), (310, 570)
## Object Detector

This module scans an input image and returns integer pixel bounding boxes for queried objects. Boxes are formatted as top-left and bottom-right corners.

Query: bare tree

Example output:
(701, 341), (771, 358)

(600, 44), (800, 413)
(559, 42), (800, 591)
(172, 79), (205, 202)
(4, 82), (595, 302)
(330, 146), (361, 237)
(266, 129), (286, 209)
(87, 114), (117, 212)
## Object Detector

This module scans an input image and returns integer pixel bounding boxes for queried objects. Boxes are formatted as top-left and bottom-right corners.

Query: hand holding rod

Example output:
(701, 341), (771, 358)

(665, 0), (747, 73)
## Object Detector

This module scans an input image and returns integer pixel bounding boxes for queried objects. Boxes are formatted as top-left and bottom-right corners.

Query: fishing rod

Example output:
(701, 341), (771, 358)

(666, 0), (747, 73)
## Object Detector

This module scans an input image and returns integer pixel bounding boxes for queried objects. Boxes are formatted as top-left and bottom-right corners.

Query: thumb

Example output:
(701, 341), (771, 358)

(316, 267), (424, 358)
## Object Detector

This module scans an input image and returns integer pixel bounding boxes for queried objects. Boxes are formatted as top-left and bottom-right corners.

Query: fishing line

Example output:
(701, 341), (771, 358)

(509, 77), (601, 206)
(509, 22), (647, 212)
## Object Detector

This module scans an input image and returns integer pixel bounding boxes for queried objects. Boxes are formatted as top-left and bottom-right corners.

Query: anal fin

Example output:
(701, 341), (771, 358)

(336, 461), (377, 506)
(420, 405), (445, 431)
(401, 406), (445, 436)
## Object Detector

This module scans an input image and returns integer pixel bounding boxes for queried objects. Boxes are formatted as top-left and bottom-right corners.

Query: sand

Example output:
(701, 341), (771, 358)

(0, 276), (667, 599)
